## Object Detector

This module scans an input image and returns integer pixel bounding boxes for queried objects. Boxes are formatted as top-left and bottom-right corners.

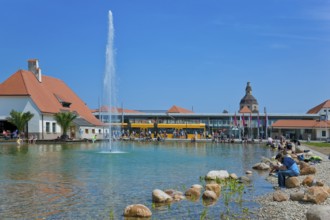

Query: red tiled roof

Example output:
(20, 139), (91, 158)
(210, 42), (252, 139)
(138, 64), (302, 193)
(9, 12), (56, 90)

(272, 120), (330, 128)
(0, 70), (103, 126)
(307, 100), (330, 114)
(239, 105), (252, 114)
(167, 105), (193, 113)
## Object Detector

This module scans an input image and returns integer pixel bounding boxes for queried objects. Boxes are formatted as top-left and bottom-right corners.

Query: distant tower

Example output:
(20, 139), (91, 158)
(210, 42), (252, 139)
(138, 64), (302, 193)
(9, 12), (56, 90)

(239, 82), (259, 113)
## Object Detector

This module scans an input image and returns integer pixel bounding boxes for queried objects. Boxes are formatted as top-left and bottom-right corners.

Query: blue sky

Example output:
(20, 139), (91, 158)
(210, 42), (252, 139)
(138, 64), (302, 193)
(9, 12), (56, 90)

(0, 0), (329, 113)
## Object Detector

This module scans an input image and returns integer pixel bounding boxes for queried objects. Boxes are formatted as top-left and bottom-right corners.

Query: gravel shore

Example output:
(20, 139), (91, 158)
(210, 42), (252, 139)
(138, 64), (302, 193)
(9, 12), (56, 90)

(255, 145), (330, 220)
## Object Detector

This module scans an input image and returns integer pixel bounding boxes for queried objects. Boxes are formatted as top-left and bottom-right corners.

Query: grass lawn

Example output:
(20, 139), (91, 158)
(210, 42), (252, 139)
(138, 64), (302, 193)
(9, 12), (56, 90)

(303, 141), (330, 156)
(305, 142), (330, 148)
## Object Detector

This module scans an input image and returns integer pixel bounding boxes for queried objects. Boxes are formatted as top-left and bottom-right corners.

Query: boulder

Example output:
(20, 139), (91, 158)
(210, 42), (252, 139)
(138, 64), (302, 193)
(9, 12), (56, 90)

(164, 189), (185, 201)
(285, 176), (300, 188)
(273, 191), (289, 202)
(305, 186), (329, 204)
(302, 176), (315, 187)
(290, 191), (305, 201)
(184, 187), (201, 201)
(191, 184), (203, 190)
(316, 181), (325, 187)
(301, 166), (317, 175)
(322, 186), (330, 194)
(202, 190), (218, 203)
(123, 204), (152, 218)
(299, 161), (310, 170)
(205, 170), (229, 180)
(252, 162), (270, 170)
(261, 156), (272, 164)
(205, 183), (221, 197)
(229, 173), (238, 180)
(238, 176), (251, 184)
(245, 170), (253, 175)
(306, 205), (330, 220)
(152, 189), (173, 203)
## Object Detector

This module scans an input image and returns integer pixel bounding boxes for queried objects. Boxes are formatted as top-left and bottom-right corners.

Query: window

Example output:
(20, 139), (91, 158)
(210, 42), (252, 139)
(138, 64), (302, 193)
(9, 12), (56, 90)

(54, 94), (72, 108)
(52, 123), (56, 133)
(305, 129), (312, 134)
(322, 130), (326, 137)
(61, 102), (71, 108)
(99, 129), (102, 134)
(46, 122), (50, 133)
(92, 129), (95, 134)
(85, 129), (89, 134)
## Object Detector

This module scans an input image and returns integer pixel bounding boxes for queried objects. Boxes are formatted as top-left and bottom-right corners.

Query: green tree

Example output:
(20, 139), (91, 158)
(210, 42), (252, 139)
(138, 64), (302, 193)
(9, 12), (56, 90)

(54, 111), (77, 139)
(6, 110), (34, 134)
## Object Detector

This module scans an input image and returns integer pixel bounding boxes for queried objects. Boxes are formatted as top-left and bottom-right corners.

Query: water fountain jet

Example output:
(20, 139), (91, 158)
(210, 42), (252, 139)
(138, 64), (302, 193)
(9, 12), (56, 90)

(100, 10), (122, 154)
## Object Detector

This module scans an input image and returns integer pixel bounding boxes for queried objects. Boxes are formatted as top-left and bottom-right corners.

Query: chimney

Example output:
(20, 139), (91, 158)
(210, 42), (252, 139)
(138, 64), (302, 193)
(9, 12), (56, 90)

(28, 59), (42, 82)
(37, 68), (42, 82)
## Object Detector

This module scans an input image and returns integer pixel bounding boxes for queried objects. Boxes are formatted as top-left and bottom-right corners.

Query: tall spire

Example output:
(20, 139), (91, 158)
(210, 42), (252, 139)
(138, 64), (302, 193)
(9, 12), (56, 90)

(246, 82), (252, 95)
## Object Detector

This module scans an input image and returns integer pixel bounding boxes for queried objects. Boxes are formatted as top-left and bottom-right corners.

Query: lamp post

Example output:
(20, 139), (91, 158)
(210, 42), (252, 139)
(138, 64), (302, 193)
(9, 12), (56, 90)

(326, 108), (329, 142)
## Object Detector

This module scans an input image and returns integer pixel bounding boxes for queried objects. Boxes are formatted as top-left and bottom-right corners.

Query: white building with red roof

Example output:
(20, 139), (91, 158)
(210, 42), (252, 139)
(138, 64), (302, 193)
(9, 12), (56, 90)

(272, 100), (330, 140)
(0, 59), (105, 140)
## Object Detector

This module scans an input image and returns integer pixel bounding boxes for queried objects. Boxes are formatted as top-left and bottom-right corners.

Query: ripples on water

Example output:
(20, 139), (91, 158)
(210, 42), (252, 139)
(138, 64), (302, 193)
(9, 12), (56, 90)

(0, 141), (274, 219)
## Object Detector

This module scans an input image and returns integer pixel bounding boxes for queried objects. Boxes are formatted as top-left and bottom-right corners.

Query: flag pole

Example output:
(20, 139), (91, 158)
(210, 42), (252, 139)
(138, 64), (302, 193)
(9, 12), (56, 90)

(257, 112), (260, 140)
(326, 107), (328, 141)
(264, 107), (268, 139)
(250, 112), (252, 140)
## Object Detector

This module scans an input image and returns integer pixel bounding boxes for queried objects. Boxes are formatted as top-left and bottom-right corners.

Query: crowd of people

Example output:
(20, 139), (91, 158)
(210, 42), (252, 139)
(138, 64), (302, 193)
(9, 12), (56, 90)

(1, 129), (38, 145)
(1, 129), (19, 139)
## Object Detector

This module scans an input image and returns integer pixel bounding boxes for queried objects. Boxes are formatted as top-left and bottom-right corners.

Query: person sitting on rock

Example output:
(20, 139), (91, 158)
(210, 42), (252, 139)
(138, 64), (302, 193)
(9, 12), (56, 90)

(269, 153), (300, 189)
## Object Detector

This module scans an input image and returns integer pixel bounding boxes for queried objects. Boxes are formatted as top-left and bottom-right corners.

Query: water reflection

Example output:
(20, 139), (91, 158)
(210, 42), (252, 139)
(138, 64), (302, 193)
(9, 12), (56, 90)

(0, 144), (29, 155)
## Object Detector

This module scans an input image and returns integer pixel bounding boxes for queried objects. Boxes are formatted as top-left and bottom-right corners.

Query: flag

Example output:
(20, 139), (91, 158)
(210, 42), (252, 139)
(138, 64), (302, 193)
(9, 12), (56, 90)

(249, 113), (252, 128)
(234, 112), (237, 126)
(242, 113), (245, 127)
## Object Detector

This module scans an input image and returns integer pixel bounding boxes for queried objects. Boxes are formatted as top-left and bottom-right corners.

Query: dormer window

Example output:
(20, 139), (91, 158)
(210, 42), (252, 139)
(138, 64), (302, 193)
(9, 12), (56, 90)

(54, 94), (72, 108)
(61, 102), (71, 108)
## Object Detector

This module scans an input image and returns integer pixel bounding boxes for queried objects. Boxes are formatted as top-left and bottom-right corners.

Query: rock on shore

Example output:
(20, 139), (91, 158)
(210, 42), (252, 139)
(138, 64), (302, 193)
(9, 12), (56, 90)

(255, 145), (330, 219)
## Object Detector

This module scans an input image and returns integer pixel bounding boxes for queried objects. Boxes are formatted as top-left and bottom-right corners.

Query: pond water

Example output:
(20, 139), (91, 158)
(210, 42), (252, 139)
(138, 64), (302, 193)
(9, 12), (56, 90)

(0, 141), (274, 219)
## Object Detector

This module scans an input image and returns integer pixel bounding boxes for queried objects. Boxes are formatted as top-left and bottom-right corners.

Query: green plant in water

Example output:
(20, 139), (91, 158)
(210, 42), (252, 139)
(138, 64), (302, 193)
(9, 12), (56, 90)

(215, 177), (226, 185)
(109, 208), (115, 220)
(200, 208), (208, 220)
(223, 191), (231, 206)
(181, 184), (187, 192)
(242, 207), (249, 215)
(199, 176), (206, 186)
(218, 177), (253, 219)
(220, 212), (230, 220)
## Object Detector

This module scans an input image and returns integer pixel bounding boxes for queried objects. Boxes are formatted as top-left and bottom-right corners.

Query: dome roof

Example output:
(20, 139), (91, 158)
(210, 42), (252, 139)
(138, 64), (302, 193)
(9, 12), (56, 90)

(240, 94), (258, 105)
(239, 82), (259, 109)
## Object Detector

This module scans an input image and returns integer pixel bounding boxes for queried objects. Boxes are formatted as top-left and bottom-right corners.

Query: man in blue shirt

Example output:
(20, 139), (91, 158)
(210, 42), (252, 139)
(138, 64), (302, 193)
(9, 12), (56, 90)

(270, 153), (300, 188)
